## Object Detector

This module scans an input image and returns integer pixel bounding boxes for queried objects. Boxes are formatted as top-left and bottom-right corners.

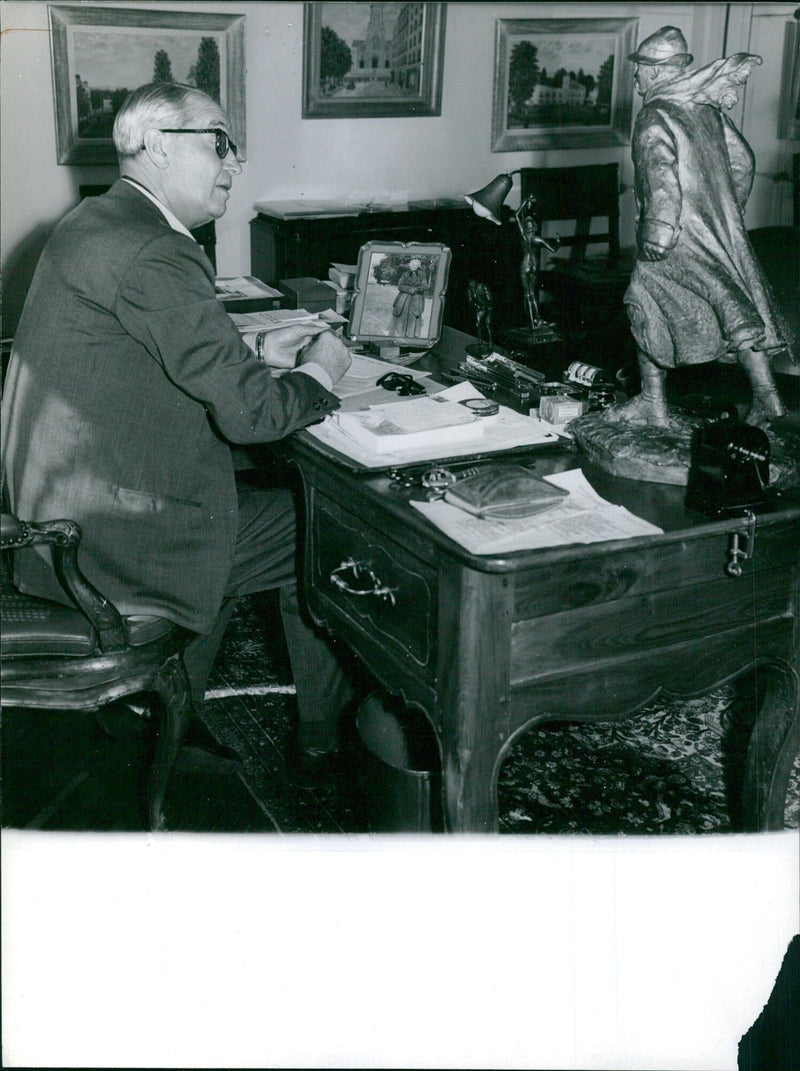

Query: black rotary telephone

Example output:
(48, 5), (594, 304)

(685, 418), (773, 516)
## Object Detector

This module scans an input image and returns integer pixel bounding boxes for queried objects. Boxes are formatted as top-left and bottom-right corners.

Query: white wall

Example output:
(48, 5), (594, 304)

(1, 1), (796, 335)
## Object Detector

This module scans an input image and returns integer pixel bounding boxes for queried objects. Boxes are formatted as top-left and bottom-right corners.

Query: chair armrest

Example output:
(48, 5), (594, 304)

(1, 513), (35, 546)
(1, 513), (127, 651)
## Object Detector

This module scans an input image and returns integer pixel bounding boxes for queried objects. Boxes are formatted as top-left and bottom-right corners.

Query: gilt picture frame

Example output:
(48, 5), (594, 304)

(302, 2), (446, 119)
(347, 242), (452, 349)
(491, 17), (638, 152)
(48, 4), (246, 165)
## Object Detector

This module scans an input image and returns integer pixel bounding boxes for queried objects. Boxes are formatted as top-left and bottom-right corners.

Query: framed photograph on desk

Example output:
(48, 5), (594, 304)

(347, 242), (452, 353)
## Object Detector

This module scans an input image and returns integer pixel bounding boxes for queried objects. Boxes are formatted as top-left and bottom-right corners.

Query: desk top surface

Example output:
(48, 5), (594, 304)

(288, 327), (800, 568)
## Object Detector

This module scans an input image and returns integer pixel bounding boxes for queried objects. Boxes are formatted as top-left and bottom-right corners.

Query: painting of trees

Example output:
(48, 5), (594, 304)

(194, 37), (221, 101)
(50, 7), (245, 164)
(320, 25), (352, 91)
(596, 54), (614, 116)
(508, 42), (539, 116)
(493, 19), (636, 151)
(505, 36), (616, 129)
(152, 49), (174, 83)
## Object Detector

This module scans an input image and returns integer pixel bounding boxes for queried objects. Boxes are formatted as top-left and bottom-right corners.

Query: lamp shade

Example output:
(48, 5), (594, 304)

(464, 172), (517, 225)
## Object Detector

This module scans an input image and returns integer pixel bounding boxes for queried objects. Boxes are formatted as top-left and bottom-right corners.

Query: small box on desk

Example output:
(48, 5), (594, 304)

(278, 277), (337, 312)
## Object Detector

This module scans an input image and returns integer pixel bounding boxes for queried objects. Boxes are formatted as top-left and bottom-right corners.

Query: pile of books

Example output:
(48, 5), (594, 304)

(322, 262), (357, 316)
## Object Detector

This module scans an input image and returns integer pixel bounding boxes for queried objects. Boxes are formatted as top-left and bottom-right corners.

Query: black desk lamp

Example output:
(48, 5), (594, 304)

(464, 171), (521, 225)
(465, 171), (561, 345)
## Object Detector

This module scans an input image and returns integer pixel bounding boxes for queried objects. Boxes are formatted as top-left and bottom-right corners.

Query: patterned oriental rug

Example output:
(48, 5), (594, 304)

(204, 594), (800, 835)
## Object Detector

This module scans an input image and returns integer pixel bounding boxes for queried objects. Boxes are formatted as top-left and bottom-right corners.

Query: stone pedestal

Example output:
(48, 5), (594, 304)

(570, 409), (800, 489)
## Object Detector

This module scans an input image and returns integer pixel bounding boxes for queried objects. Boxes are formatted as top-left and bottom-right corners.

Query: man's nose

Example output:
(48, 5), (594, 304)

(224, 154), (242, 175)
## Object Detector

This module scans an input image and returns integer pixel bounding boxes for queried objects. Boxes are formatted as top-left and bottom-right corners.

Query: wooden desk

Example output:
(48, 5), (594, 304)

(287, 333), (800, 833)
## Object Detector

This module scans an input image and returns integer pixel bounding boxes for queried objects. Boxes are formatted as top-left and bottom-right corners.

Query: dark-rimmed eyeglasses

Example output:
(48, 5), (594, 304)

(376, 372), (426, 396)
(156, 128), (238, 159)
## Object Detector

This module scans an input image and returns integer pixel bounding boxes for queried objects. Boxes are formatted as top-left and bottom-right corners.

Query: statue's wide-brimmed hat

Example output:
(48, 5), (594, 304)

(628, 26), (693, 66)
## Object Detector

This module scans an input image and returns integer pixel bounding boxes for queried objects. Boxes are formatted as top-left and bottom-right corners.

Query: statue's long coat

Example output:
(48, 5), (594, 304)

(625, 73), (790, 368)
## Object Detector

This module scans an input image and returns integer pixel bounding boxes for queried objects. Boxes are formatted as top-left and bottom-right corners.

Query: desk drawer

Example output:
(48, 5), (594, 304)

(309, 496), (436, 670)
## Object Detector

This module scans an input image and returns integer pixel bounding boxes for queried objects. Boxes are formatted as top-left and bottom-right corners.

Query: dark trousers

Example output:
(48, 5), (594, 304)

(182, 482), (354, 753)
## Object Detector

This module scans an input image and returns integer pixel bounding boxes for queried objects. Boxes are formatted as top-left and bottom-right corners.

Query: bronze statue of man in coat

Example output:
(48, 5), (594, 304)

(610, 25), (794, 429)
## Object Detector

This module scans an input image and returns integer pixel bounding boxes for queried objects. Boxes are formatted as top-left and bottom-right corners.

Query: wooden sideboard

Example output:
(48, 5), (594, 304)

(285, 329), (800, 833)
(250, 202), (521, 335)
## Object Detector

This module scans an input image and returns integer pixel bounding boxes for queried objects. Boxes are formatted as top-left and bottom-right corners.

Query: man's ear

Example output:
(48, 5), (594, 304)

(141, 128), (169, 169)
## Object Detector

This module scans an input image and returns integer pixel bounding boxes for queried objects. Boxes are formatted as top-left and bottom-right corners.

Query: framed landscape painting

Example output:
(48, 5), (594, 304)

(302, 2), (446, 119)
(48, 5), (245, 165)
(491, 17), (638, 152)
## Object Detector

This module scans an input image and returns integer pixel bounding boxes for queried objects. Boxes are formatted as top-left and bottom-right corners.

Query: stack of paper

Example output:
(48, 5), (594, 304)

(306, 382), (561, 466)
(322, 262), (357, 315)
(215, 276), (281, 301)
(327, 263), (357, 289)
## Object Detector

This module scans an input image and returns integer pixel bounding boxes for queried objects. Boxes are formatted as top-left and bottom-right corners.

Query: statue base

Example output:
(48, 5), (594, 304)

(503, 322), (562, 346)
(570, 408), (800, 489)
(570, 409), (701, 485)
(498, 324), (565, 378)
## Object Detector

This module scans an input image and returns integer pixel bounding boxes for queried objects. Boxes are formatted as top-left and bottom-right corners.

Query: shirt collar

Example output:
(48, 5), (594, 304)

(121, 177), (196, 240)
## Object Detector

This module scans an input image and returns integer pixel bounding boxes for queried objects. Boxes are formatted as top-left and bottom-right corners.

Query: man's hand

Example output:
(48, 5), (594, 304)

(258, 321), (331, 368)
(298, 329), (352, 385)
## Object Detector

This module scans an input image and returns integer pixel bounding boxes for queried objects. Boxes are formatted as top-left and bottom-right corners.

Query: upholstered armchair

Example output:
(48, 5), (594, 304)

(1, 512), (192, 831)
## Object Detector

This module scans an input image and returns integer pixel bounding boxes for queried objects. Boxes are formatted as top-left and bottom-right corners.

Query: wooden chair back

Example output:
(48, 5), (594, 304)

(519, 163), (622, 264)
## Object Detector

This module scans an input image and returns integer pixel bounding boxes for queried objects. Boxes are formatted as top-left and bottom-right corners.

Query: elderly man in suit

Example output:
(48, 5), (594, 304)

(1, 82), (356, 778)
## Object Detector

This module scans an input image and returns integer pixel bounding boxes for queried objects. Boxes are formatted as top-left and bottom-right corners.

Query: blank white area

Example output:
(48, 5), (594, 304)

(2, 830), (798, 1070)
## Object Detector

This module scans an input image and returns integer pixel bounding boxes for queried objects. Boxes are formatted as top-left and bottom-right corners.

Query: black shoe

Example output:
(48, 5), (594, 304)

(175, 717), (243, 775)
(291, 746), (345, 790)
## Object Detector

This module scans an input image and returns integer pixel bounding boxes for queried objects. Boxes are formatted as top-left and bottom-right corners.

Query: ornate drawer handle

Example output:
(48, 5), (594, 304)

(330, 557), (397, 606)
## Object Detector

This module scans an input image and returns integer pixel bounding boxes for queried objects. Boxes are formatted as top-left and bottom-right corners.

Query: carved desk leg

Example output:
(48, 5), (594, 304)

(740, 660), (800, 831)
(438, 564), (513, 832)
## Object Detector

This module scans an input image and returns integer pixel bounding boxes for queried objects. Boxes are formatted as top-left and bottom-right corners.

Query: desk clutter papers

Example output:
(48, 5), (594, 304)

(230, 308), (348, 365)
(335, 395), (484, 454)
(215, 276), (282, 300)
(322, 262), (358, 315)
(412, 467), (663, 555)
(330, 353), (430, 400)
(253, 200), (361, 219)
(305, 381), (561, 467)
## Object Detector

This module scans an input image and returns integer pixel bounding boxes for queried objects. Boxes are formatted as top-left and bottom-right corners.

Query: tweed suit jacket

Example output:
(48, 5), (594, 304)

(1, 180), (340, 633)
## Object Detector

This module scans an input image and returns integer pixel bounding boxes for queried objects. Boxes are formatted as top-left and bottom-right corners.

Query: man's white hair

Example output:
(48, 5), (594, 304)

(113, 83), (228, 158)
